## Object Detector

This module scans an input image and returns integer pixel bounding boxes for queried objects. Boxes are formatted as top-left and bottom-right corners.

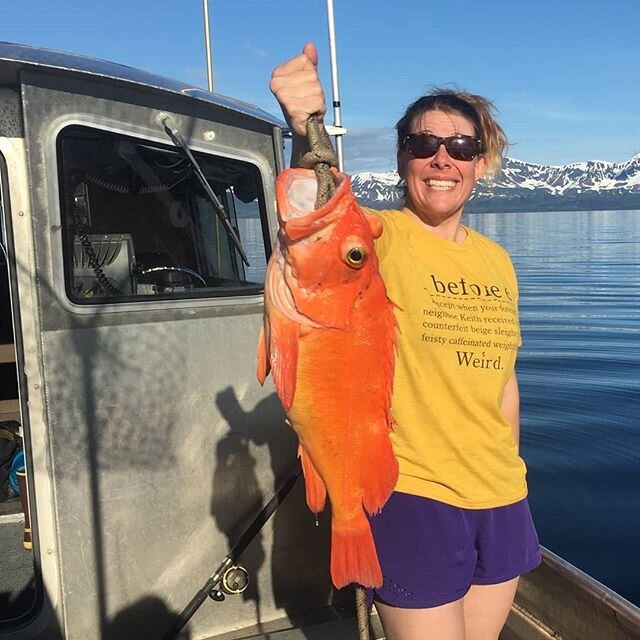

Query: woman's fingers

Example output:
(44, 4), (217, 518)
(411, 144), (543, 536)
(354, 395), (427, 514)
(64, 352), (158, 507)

(270, 43), (326, 136)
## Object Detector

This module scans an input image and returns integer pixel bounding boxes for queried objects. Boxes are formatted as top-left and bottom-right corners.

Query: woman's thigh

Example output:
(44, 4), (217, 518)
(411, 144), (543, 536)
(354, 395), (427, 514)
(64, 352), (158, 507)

(374, 577), (518, 640)
(375, 597), (465, 640)
(463, 578), (519, 640)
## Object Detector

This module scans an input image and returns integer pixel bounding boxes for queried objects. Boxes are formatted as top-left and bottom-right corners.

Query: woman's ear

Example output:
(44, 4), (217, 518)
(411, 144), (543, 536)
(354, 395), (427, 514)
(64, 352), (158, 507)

(474, 155), (487, 181)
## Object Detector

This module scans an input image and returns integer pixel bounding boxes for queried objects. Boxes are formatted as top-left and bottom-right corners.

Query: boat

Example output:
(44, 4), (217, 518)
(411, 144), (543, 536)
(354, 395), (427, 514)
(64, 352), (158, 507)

(0, 42), (639, 640)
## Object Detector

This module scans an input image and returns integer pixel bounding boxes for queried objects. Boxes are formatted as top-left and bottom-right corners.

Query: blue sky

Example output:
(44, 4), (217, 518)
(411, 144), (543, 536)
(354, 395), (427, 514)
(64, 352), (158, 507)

(2, 0), (640, 173)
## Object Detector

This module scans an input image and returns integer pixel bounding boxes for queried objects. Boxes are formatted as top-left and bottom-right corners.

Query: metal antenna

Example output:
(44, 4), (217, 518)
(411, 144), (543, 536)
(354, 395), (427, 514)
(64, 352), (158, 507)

(203, 0), (214, 92)
(325, 0), (347, 171)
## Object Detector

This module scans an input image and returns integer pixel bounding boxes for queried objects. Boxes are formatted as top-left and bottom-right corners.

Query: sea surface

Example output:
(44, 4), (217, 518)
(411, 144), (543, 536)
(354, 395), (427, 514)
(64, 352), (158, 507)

(466, 208), (640, 606)
(244, 208), (640, 606)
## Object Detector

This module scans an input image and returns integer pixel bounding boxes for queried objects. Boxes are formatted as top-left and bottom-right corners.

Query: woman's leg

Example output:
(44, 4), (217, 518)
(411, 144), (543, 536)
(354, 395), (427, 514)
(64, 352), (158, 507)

(462, 578), (519, 640)
(375, 598), (466, 640)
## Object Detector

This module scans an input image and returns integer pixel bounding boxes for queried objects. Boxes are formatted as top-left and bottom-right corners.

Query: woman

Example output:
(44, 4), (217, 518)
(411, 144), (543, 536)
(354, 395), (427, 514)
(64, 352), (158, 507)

(270, 43), (541, 640)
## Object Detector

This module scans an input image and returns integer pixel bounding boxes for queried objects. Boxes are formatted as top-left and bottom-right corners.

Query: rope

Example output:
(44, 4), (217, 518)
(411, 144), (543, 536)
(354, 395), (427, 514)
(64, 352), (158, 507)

(303, 114), (370, 640)
(355, 585), (371, 640)
(301, 115), (339, 208)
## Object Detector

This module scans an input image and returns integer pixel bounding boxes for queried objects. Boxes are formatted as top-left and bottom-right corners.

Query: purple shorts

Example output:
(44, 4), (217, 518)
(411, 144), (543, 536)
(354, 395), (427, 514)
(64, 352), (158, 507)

(367, 492), (541, 609)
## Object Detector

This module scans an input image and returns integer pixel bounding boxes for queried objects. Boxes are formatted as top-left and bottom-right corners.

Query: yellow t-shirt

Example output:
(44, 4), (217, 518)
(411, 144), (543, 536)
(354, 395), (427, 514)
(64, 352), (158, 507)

(371, 208), (528, 509)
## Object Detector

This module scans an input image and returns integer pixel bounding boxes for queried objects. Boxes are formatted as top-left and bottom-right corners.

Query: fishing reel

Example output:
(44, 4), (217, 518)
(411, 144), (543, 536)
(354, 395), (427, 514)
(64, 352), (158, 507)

(208, 564), (249, 602)
(165, 465), (302, 640)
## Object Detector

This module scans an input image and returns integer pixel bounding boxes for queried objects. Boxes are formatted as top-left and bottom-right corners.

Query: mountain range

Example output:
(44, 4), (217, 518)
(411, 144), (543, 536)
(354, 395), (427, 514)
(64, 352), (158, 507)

(351, 155), (640, 212)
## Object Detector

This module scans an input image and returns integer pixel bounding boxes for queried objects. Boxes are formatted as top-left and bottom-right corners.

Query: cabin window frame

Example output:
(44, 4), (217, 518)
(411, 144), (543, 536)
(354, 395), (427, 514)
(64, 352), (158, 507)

(55, 121), (272, 307)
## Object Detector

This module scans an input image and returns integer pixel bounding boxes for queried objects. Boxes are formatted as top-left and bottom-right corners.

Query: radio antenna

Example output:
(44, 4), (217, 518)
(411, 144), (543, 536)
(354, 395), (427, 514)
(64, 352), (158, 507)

(203, 0), (214, 92)
(325, 0), (347, 170)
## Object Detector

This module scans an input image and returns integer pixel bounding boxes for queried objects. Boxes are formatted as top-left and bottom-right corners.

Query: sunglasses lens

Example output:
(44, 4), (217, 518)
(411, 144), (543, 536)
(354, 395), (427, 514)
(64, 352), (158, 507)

(446, 136), (479, 161)
(406, 134), (480, 161)
(407, 134), (439, 158)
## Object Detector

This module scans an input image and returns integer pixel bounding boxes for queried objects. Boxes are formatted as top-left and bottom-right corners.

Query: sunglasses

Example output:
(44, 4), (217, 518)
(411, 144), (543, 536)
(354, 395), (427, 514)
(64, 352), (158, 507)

(402, 132), (482, 162)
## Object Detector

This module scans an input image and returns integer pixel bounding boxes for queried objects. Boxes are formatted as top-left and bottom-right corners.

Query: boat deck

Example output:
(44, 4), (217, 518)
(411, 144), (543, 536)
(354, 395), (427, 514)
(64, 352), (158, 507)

(0, 506), (34, 621)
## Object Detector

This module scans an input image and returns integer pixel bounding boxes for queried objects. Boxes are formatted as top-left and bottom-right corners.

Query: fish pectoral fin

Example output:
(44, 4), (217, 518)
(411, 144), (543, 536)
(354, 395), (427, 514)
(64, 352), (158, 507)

(256, 325), (271, 384)
(298, 444), (327, 513)
(269, 314), (299, 411)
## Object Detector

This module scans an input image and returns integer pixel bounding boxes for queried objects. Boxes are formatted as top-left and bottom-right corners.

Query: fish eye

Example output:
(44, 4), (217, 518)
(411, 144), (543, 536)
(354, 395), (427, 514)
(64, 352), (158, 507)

(345, 246), (367, 268)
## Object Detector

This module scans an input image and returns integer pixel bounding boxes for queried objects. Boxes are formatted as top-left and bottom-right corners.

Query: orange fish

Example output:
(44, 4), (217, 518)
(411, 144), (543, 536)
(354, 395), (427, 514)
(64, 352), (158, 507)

(257, 167), (398, 588)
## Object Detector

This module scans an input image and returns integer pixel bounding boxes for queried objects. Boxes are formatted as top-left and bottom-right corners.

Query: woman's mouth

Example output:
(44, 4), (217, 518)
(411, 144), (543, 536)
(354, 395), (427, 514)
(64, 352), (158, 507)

(425, 179), (457, 190)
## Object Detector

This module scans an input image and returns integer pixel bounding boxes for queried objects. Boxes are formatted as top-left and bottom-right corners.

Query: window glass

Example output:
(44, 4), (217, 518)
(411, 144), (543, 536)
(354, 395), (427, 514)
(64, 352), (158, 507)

(58, 126), (269, 302)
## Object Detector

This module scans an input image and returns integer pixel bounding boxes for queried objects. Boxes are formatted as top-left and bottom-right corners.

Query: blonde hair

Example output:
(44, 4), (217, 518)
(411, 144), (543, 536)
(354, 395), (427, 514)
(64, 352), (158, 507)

(396, 88), (508, 181)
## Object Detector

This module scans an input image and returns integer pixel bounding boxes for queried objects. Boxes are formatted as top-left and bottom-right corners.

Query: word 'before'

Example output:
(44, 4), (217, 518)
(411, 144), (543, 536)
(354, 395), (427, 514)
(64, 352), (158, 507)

(430, 275), (513, 301)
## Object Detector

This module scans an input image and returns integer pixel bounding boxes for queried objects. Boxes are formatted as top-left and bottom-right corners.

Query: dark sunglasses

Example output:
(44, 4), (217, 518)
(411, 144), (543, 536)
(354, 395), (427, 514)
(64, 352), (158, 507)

(402, 132), (482, 161)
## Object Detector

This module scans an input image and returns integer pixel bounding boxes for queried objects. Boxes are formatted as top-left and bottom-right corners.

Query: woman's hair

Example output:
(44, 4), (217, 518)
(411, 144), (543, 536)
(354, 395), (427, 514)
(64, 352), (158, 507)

(395, 88), (508, 181)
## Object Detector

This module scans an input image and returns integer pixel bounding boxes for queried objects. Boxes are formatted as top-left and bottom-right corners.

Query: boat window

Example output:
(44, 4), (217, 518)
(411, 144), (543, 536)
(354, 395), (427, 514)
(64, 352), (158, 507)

(57, 125), (269, 303)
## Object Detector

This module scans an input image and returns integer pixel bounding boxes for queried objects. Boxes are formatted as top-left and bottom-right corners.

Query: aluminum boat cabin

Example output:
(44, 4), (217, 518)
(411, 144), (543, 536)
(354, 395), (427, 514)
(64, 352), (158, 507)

(0, 42), (639, 640)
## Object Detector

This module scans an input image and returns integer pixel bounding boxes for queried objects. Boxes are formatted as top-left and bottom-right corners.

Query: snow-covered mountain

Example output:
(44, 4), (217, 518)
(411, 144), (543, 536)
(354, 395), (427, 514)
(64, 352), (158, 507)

(351, 155), (640, 212)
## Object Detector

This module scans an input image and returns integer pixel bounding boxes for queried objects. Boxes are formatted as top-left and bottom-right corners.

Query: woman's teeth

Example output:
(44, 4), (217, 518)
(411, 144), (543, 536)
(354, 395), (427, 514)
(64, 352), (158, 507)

(426, 179), (456, 190)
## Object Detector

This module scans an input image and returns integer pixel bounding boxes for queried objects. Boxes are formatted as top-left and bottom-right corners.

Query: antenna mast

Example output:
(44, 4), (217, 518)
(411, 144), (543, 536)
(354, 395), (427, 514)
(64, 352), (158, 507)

(203, 0), (214, 92)
(325, 0), (346, 170)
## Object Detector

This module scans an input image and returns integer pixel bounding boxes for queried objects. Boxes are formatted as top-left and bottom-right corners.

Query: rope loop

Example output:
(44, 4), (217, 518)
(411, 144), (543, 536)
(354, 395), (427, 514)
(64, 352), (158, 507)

(302, 115), (339, 208)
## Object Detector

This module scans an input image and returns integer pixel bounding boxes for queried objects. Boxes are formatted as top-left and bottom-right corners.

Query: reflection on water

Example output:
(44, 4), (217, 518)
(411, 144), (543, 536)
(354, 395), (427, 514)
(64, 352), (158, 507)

(467, 209), (640, 605)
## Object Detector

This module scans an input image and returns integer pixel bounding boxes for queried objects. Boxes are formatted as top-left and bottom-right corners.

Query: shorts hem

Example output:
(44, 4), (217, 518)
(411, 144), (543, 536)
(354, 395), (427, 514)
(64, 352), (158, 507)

(472, 555), (542, 586)
(372, 584), (471, 610)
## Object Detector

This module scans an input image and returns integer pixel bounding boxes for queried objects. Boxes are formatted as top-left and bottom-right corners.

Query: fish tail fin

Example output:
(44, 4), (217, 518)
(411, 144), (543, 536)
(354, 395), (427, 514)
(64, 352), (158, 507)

(331, 521), (382, 589)
(298, 444), (327, 513)
(361, 432), (398, 516)
(256, 325), (270, 384)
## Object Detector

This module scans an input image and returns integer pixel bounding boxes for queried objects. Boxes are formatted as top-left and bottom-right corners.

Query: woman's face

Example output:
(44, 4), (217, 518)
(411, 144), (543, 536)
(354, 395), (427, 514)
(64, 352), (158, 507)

(397, 109), (486, 225)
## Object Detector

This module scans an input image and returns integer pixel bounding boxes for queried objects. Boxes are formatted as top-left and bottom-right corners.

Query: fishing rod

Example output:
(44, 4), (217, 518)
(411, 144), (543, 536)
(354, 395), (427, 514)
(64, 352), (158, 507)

(162, 461), (302, 640)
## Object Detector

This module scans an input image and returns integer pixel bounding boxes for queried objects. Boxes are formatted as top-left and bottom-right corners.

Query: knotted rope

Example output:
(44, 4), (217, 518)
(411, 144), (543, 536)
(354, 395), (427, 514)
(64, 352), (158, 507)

(303, 114), (371, 640)
(302, 115), (340, 208)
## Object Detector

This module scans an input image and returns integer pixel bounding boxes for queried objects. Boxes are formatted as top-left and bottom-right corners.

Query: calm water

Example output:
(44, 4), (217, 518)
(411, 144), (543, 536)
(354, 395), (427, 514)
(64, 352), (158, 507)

(245, 208), (640, 605)
(466, 209), (640, 605)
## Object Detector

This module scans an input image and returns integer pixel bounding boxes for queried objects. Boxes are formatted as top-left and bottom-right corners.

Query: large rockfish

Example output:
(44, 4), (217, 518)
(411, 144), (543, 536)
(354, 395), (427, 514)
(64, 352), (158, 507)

(257, 167), (398, 588)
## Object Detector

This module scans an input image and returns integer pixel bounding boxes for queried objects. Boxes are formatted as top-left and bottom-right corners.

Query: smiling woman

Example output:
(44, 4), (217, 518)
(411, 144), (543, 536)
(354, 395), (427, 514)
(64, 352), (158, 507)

(270, 42), (540, 640)
(394, 89), (508, 241)
(397, 109), (484, 237)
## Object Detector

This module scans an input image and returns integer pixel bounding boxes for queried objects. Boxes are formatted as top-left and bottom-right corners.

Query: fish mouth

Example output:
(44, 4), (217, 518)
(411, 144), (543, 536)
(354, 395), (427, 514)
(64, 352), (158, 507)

(278, 168), (351, 241)
(283, 173), (327, 220)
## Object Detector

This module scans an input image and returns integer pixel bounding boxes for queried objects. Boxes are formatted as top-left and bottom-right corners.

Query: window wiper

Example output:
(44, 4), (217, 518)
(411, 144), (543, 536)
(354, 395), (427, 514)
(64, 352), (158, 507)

(159, 115), (250, 266)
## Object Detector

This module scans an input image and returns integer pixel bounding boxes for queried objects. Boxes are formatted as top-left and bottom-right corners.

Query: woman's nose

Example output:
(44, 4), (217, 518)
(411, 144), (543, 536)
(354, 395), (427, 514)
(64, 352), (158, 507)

(431, 142), (451, 168)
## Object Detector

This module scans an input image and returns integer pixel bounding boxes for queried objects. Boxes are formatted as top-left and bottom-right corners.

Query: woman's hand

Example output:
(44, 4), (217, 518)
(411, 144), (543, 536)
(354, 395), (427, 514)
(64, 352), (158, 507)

(270, 42), (326, 137)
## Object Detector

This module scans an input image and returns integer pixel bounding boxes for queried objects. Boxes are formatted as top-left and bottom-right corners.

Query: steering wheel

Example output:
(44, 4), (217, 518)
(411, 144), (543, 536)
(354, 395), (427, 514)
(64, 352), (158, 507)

(139, 265), (208, 287)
